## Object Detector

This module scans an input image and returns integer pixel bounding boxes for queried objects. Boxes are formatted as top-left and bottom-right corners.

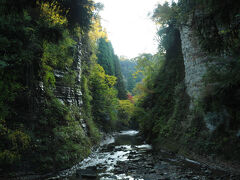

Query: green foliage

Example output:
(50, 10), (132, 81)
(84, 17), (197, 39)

(42, 30), (75, 69)
(202, 58), (240, 131)
(179, 0), (240, 55)
(144, 0), (240, 161)
(134, 24), (186, 141)
(182, 57), (240, 160)
(0, 0), (105, 174)
(0, 1), (41, 172)
(97, 38), (127, 99)
(153, 1), (240, 55)
(152, 2), (178, 26)
(89, 64), (119, 132)
(60, 0), (95, 30)
(97, 38), (115, 75)
(134, 53), (164, 85)
(39, 1), (68, 26)
(0, 119), (30, 168)
(32, 98), (92, 172)
(41, 29), (76, 90)
(113, 55), (127, 99)
(118, 100), (134, 126)
(120, 59), (143, 93)
(156, 82), (189, 139)
(81, 73), (101, 143)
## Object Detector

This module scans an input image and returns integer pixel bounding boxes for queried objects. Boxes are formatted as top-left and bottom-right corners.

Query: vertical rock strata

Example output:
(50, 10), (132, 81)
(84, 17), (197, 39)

(53, 41), (87, 132)
(54, 41), (83, 106)
(180, 23), (208, 110)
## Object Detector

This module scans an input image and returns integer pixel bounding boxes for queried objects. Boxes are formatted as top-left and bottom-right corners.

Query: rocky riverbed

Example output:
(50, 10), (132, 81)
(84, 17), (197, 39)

(46, 130), (240, 180)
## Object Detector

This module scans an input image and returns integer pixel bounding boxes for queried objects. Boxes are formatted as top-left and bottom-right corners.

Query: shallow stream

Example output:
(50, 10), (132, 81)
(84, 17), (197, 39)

(47, 130), (239, 180)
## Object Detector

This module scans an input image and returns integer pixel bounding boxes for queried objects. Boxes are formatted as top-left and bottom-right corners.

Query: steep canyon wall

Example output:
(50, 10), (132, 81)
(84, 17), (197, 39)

(180, 23), (208, 110)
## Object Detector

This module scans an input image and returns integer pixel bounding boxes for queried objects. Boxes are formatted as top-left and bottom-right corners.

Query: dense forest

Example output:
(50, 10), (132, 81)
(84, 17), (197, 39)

(0, 0), (132, 176)
(133, 0), (240, 164)
(96, 37), (127, 99)
(120, 59), (143, 94)
(1, 0), (240, 178)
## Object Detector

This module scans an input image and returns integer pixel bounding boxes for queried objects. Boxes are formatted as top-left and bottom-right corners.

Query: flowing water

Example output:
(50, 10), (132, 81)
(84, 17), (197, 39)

(47, 130), (239, 180)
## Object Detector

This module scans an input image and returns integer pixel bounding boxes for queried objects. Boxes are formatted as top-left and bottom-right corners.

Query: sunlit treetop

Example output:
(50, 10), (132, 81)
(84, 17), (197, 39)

(89, 18), (107, 42)
(39, 1), (68, 25)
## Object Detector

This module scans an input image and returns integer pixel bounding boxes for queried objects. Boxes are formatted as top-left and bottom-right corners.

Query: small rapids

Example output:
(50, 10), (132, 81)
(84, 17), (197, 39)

(48, 130), (146, 179)
(47, 130), (240, 180)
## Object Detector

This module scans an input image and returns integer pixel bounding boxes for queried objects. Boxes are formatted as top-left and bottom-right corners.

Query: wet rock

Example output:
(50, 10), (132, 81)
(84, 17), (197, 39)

(114, 169), (124, 174)
(204, 169), (211, 174)
(155, 176), (170, 180)
(108, 157), (113, 160)
(129, 150), (137, 155)
(131, 157), (141, 162)
(76, 168), (97, 179)
(109, 175), (118, 179)
(47, 130), (240, 180)
(127, 154), (134, 159)
(128, 164), (138, 170)
(96, 165), (107, 171)
(149, 169), (156, 173)
(115, 146), (126, 151)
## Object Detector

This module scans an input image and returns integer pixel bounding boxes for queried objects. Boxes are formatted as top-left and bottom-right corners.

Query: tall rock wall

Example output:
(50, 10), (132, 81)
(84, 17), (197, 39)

(54, 41), (83, 106)
(179, 23), (208, 110)
(179, 20), (227, 132)
(53, 40), (87, 132)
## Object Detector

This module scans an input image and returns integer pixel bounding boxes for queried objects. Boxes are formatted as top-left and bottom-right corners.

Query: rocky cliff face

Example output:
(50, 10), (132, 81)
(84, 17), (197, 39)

(54, 42), (82, 106)
(179, 22), (208, 110)
(175, 22), (240, 164)
(179, 19), (234, 134)
(180, 22), (223, 133)
(53, 41), (87, 132)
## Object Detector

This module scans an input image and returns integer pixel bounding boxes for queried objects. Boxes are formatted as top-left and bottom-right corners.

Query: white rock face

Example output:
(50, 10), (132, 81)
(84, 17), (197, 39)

(179, 20), (224, 132)
(180, 23), (208, 110)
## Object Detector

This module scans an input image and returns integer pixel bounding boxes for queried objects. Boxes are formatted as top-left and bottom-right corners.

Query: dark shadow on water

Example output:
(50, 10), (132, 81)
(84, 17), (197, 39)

(114, 134), (142, 146)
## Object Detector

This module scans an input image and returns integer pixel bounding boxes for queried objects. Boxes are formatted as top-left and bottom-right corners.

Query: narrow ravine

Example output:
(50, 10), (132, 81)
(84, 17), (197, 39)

(47, 130), (239, 180)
